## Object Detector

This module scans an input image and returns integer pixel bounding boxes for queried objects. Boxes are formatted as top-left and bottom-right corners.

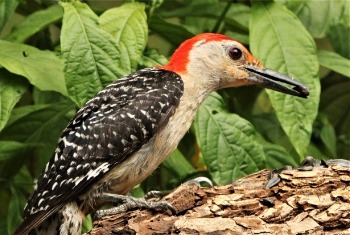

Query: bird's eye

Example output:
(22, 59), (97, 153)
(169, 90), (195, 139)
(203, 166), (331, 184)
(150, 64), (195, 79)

(229, 47), (243, 60)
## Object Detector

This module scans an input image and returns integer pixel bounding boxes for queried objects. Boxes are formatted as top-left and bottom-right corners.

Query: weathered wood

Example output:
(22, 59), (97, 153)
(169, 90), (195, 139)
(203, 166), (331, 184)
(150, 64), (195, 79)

(86, 164), (350, 235)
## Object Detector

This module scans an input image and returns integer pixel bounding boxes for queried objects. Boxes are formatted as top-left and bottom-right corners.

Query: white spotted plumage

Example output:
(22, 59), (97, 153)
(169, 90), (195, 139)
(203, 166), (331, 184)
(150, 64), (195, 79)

(15, 68), (183, 235)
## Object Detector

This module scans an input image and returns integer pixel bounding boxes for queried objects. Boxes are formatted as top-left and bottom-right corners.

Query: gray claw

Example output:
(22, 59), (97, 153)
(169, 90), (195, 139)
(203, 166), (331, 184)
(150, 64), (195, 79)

(186, 176), (213, 187)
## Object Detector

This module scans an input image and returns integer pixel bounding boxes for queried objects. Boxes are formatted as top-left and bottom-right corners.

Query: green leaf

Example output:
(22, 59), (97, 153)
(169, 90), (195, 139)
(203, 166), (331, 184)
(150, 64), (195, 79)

(185, 17), (217, 35)
(5, 4), (63, 43)
(0, 0), (18, 32)
(149, 15), (194, 46)
(13, 165), (34, 194)
(4, 104), (50, 127)
(307, 143), (327, 160)
(250, 2), (320, 159)
(291, 0), (349, 38)
(60, 2), (129, 107)
(0, 40), (68, 96)
(32, 88), (70, 105)
(162, 149), (195, 179)
(318, 50), (350, 78)
(225, 3), (251, 32)
(320, 80), (350, 127)
(139, 49), (168, 68)
(81, 215), (93, 234)
(262, 141), (299, 169)
(328, 24), (350, 58)
(223, 4), (251, 44)
(0, 102), (73, 143)
(99, 2), (148, 71)
(251, 113), (286, 145)
(0, 102), (74, 176)
(0, 141), (33, 162)
(160, 2), (225, 18)
(194, 93), (265, 185)
(319, 117), (337, 156)
(319, 77), (350, 158)
(0, 70), (28, 132)
(7, 186), (26, 235)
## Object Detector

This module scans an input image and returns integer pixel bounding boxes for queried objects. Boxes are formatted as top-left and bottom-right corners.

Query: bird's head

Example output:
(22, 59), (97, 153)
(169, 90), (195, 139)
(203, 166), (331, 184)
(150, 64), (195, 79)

(164, 33), (309, 98)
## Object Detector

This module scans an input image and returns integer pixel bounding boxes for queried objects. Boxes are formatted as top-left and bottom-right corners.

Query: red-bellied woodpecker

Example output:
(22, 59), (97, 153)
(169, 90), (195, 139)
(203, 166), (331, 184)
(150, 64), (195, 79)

(14, 33), (309, 235)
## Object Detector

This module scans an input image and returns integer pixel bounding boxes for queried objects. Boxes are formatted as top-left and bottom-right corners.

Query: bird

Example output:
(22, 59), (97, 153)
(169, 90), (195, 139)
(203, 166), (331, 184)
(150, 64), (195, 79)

(14, 33), (309, 235)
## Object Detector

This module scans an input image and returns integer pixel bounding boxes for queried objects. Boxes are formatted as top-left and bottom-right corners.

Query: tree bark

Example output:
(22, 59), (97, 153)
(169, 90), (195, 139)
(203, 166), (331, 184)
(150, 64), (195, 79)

(86, 164), (350, 235)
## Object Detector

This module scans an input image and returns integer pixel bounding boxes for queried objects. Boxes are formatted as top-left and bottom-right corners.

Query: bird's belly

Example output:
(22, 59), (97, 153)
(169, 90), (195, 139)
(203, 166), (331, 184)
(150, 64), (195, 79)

(86, 107), (195, 202)
(104, 137), (171, 195)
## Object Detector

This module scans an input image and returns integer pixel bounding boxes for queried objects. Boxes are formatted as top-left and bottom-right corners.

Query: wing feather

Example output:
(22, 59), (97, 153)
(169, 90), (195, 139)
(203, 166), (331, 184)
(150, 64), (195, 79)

(14, 68), (183, 235)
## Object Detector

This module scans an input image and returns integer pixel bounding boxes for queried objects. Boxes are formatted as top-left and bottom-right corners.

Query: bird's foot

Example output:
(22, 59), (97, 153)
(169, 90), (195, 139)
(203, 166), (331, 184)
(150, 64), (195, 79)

(95, 193), (176, 219)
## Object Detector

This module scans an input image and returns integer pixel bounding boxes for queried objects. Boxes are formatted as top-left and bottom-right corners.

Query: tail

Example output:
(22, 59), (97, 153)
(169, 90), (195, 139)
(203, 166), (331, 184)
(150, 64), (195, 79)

(14, 213), (60, 235)
(14, 202), (83, 235)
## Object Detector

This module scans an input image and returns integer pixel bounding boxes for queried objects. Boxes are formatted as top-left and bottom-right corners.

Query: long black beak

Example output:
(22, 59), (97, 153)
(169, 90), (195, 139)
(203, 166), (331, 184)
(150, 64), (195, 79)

(245, 65), (310, 98)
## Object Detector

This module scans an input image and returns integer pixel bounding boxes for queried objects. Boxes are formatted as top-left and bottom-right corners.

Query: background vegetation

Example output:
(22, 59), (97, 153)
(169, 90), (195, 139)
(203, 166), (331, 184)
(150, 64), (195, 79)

(0, 0), (349, 233)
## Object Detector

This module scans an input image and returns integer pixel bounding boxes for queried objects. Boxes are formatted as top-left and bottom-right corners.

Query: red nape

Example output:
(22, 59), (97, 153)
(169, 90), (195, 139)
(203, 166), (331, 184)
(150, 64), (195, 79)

(160, 33), (233, 74)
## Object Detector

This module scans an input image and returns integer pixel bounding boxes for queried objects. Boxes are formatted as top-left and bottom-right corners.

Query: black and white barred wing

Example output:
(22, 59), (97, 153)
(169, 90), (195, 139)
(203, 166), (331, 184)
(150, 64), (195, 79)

(15, 68), (184, 235)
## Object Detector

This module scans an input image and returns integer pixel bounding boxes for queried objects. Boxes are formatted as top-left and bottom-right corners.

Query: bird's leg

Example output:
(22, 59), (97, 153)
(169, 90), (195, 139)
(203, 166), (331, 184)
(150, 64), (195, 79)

(94, 193), (176, 219)
(95, 177), (213, 219)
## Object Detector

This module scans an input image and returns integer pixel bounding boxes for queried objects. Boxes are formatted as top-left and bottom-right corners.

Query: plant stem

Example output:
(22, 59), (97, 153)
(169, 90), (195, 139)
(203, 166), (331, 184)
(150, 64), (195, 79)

(211, 0), (235, 33)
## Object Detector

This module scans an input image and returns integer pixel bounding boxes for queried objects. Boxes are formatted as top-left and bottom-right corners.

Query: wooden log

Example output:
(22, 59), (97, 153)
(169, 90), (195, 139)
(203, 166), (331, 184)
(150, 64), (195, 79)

(86, 164), (350, 235)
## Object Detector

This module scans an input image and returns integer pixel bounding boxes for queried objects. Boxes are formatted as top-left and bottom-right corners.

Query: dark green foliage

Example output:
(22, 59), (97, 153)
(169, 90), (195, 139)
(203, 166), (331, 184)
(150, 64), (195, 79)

(0, 0), (348, 233)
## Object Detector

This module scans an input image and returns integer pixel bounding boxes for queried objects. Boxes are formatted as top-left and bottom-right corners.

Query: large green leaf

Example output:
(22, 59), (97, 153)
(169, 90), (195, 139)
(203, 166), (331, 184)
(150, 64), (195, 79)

(0, 70), (28, 132)
(0, 102), (73, 143)
(250, 2), (320, 159)
(60, 2), (129, 107)
(0, 102), (74, 177)
(0, 0), (18, 33)
(0, 40), (67, 96)
(194, 93), (265, 185)
(5, 4), (63, 43)
(99, 2), (147, 71)
(289, 0), (349, 38)
(317, 50), (350, 78)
